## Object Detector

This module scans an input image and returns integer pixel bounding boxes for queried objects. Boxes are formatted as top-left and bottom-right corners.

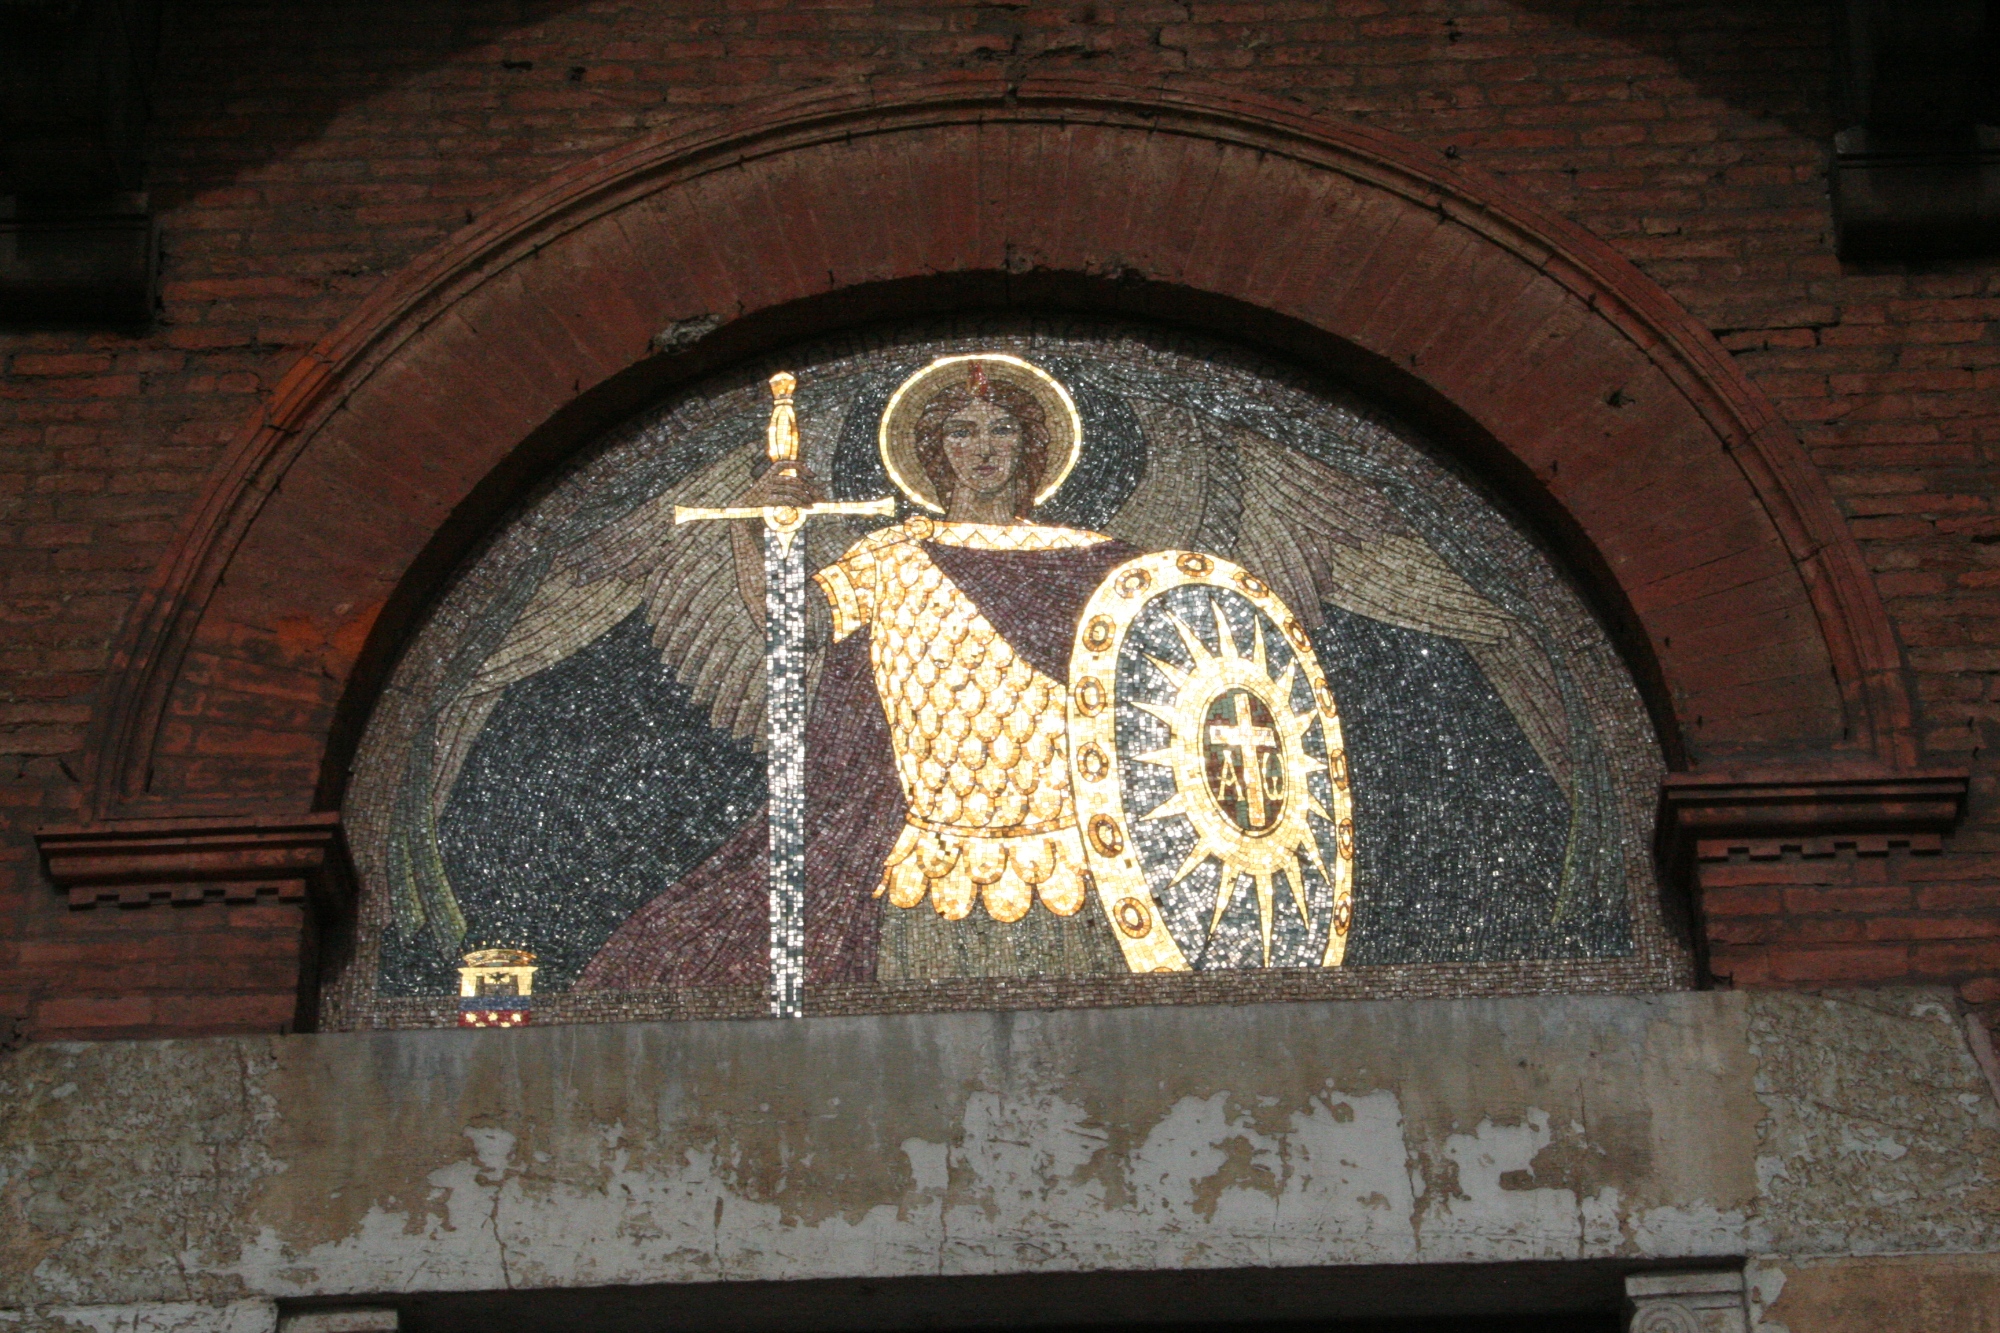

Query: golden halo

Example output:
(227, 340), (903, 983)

(878, 354), (1083, 514)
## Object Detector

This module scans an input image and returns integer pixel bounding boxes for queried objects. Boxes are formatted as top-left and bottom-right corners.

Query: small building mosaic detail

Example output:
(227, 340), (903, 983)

(329, 320), (1686, 1030)
(456, 946), (537, 1028)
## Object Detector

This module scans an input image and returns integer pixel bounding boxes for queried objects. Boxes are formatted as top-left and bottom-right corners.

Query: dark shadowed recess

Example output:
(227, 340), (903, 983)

(151, 0), (1850, 209)
(1504, 0), (1841, 142)
(147, 0), (582, 208)
(326, 1258), (1667, 1333)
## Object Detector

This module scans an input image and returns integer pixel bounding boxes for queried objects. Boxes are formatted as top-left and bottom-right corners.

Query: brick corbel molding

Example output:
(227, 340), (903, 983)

(37, 813), (355, 913)
(1658, 768), (1969, 889)
(31, 815), (355, 1037)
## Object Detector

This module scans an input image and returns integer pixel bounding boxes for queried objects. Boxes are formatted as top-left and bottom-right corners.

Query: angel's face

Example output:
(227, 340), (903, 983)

(940, 400), (1026, 501)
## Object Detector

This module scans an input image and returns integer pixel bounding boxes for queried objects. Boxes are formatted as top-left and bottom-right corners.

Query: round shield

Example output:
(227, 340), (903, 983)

(1068, 551), (1355, 972)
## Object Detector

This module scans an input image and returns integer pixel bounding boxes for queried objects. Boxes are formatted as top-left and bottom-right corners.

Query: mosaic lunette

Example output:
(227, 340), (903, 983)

(332, 322), (1682, 1028)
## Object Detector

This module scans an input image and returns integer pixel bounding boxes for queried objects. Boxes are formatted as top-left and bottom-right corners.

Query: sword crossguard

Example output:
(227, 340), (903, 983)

(674, 370), (896, 546)
(672, 498), (897, 532)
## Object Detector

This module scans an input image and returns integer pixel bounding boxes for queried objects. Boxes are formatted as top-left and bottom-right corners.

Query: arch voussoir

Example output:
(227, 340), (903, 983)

(89, 73), (1918, 824)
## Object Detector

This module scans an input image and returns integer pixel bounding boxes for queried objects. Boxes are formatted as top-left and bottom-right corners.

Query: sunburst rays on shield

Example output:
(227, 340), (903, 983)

(1129, 595), (1334, 966)
(1067, 550), (1355, 973)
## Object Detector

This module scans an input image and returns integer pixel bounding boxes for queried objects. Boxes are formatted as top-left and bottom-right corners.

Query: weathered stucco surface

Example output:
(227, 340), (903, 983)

(1748, 990), (2000, 1259)
(1752, 1253), (2000, 1333)
(1742, 990), (2000, 1331)
(2, 991), (1996, 1328)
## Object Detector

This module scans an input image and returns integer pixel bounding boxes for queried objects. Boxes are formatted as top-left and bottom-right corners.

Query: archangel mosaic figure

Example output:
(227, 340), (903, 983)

(335, 322), (1682, 1029)
(652, 354), (1355, 995)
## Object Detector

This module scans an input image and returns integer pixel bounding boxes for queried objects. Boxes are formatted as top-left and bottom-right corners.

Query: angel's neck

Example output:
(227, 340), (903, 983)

(944, 496), (1020, 524)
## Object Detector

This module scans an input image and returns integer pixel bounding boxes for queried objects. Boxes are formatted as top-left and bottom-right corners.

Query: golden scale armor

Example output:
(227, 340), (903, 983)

(815, 515), (1104, 924)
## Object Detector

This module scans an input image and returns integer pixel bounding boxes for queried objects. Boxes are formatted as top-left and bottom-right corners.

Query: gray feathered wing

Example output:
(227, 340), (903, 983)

(428, 443), (766, 815)
(1106, 402), (1575, 797)
(390, 441), (848, 956)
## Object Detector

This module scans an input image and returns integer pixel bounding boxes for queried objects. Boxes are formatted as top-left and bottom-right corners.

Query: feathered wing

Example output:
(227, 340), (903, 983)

(1113, 407), (1575, 796)
(1233, 427), (1575, 794)
(1104, 401), (1222, 551)
(423, 442), (768, 819)
(393, 438), (864, 957)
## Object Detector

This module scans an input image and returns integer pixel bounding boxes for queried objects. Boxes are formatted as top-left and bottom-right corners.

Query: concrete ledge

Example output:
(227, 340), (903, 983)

(0, 1302), (275, 1333)
(2, 990), (1995, 1318)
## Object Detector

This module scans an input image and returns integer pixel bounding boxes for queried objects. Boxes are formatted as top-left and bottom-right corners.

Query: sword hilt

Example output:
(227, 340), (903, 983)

(672, 366), (892, 548)
(766, 371), (799, 471)
(677, 370), (894, 537)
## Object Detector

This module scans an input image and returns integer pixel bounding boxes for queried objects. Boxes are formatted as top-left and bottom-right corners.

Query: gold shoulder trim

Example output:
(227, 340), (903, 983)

(926, 522), (1111, 552)
(822, 520), (918, 565)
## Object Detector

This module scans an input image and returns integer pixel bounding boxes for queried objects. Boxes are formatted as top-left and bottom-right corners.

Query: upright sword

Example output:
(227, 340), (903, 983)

(674, 372), (895, 1017)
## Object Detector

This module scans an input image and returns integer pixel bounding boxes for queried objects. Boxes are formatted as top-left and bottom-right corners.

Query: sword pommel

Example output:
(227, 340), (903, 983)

(766, 371), (799, 467)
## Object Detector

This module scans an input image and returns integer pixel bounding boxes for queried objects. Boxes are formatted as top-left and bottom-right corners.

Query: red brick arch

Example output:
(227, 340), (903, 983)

(89, 73), (1918, 825)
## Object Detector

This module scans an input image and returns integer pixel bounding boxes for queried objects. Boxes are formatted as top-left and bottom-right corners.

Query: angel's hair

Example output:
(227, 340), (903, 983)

(912, 375), (1050, 518)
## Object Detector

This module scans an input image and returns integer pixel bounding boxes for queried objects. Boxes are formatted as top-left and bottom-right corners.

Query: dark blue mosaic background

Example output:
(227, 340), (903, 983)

(382, 611), (765, 995)
(1312, 603), (1585, 964)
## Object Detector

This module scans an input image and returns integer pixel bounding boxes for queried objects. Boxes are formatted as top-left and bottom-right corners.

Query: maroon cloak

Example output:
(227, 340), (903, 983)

(578, 537), (1135, 989)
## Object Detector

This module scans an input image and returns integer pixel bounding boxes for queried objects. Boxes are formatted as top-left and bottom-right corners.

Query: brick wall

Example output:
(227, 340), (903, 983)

(18, 899), (312, 1042)
(1702, 838), (2000, 1019)
(4, 0), (1997, 1039)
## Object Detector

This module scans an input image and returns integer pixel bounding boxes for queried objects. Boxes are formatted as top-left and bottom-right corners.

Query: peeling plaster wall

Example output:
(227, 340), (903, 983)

(1751, 991), (2000, 1259)
(1745, 992), (2000, 1331)
(2, 992), (1996, 1325)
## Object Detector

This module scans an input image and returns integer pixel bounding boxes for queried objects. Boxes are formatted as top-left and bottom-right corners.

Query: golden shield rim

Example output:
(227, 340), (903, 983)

(878, 353), (1084, 514)
(1066, 550), (1357, 973)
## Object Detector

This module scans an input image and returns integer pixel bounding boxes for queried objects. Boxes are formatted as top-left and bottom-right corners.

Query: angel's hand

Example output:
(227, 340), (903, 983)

(730, 464), (823, 626)
(739, 463), (827, 512)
